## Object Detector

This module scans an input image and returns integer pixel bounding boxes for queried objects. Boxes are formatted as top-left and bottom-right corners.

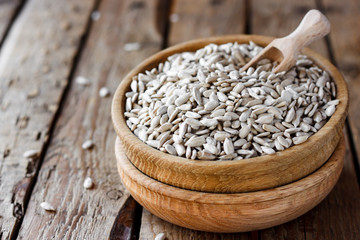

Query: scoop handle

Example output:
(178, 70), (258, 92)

(286, 9), (330, 54)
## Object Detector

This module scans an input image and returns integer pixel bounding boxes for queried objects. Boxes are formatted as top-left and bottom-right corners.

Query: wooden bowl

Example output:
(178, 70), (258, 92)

(112, 35), (348, 193)
(115, 136), (345, 233)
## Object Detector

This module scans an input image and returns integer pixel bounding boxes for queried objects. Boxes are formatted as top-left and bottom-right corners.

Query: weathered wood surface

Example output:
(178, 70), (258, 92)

(16, 0), (167, 239)
(0, 0), (21, 45)
(0, 0), (358, 239)
(0, 0), (96, 239)
(168, 0), (246, 46)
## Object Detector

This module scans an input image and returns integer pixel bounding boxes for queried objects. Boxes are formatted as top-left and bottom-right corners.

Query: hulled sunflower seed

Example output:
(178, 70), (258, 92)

(40, 202), (56, 212)
(124, 42), (338, 160)
(83, 177), (94, 189)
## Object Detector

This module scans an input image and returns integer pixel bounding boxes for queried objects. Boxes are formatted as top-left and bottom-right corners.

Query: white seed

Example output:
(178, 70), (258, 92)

(293, 135), (309, 145)
(277, 136), (290, 148)
(23, 150), (39, 159)
(99, 87), (110, 97)
(239, 125), (251, 138)
(155, 232), (166, 240)
(204, 100), (219, 111)
(262, 124), (280, 133)
(325, 105), (336, 117)
(203, 143), (219, 155)
(185, 136), (205, 147)
(83, 177), (94, 189)
(185, 118), (202, 128)
(76, 76), (90, 85)
(255, 114), (274, 124)
(239, 109), (251, 122)
(261, 146), (275, 154)
(234, 139), (247, 147)
(200, 119), (218, 128)
(174, 143), (185, 156)
(82, 140), (94, 150)
(124, 42), (141, 52)
(165, 144), (177, 155)
(214, 131), (231, 141)
(146, 140), (160, 148)
(175, 93), (191, 106)
(157, 123), (172, 132)
(224, 138), (234, 155)
(185, 111), (201, 119)
(300, 122), (311, 132)
(285, 107), (295, 123)
(40, 202), (56, 212)
(27, 87), (40, 98)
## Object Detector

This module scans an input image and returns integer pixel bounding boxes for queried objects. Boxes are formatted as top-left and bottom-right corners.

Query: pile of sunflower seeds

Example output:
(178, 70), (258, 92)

(124, 42), (339, 160)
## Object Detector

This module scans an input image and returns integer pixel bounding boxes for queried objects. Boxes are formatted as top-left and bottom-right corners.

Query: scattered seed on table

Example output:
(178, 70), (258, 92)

(155, 232), (166, 240)
(82, 140), (94, 150)
(91, 11), (101, 21)
(23, 150), (39, 159)
(40, 202), (56, 212)
(76, 76), (91, 86)
(83, 177), (94, 189)
(27, 87), (40, 98)
(124, 42), (141, 52)
(99, 87), (110, 97)
(170, 13), (179, 22)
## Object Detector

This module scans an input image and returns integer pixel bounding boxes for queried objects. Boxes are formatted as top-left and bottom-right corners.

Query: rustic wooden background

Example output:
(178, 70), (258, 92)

(0, 0), (359, 239)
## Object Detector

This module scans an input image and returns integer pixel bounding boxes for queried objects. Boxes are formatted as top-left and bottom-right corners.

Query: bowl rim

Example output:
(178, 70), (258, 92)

(112, 34), (348, 170)
(115, 136), (345, 204)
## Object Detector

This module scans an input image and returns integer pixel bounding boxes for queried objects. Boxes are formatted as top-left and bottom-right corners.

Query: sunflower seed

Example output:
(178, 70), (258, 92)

(40, 202), (56, 212)
(155, 233), (166, 240)
(185, 136), (205, 147)
(23, 150), (39, 159)
(82, 140), (94, 150)
(83, 177), (94, 189)
(99, 87), (110, 97)
(293, 135), (309, 145)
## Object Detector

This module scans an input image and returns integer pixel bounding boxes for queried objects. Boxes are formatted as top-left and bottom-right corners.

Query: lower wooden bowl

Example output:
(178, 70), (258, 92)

(115, 136), (345, 233)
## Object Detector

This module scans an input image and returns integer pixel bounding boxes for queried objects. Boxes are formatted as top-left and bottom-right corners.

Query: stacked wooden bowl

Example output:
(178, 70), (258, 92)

(111, 35), (348, 232)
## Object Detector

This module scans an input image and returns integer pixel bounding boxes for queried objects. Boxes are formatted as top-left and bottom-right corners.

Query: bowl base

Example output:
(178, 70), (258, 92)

(115, 136), (345, 233)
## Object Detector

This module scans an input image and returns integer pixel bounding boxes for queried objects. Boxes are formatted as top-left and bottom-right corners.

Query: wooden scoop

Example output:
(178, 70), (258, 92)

(241, 9), (330, 73)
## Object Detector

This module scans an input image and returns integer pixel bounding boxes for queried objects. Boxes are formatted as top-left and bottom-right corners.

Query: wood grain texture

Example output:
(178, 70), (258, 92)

(168, 0), (246, 46)
(0, 1), (96, 239)
(16, 0), (166, 239)
(112, 35), (348, 193)
(321, 0), (360, 168)
(116, 136), (345, 233)
(0, 0), (21, 44)
(139, 209), (254, 240)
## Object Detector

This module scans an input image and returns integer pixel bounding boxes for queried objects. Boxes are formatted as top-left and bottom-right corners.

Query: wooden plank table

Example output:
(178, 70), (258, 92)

(0, 0), (359, 239)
